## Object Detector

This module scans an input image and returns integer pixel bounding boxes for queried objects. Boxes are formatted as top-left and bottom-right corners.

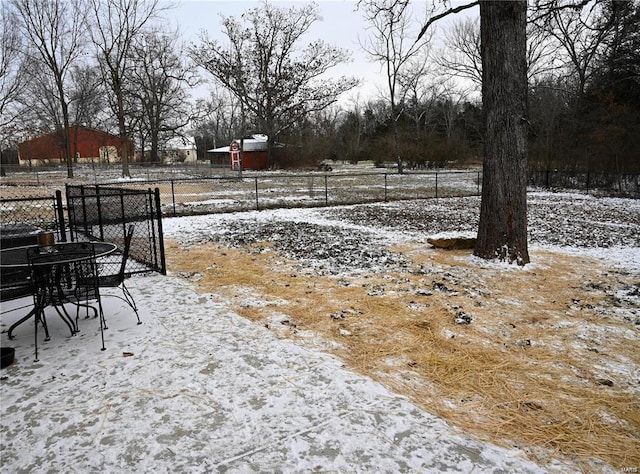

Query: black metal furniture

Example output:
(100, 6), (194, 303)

(0, 242), (116, 361)
(95, 225), (142, 325)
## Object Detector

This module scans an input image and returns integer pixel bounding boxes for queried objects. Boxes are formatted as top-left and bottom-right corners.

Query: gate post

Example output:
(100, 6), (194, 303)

(55, 190), (67, 242)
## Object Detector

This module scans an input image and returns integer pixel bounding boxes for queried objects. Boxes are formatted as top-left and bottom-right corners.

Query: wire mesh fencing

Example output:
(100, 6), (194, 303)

(104, 170), (483, 217)
(529, 170), (639, 197)
(65, 185), (165, 276)
(0, 191), (67, 245)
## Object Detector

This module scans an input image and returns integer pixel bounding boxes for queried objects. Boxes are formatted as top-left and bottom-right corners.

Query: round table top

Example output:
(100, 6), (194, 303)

(0, 242), (117, 269)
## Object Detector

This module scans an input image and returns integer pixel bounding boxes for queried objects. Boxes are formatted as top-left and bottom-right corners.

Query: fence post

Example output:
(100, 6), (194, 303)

(384, 174), (388, 202)
(154, 187), (167, 275)
(96, 185), (105, 241)
(545, 169), (550, 189)
(55, 190), (67, 242)
(325, 175), (328, 205)
(435, 172), (439, 198)
(586, 172), (590, 194)
(171, 179), (177, 216)
(119, 188), (127, 238)
(477, 171), (481, 195)
(618, 174), (622, 194)
(255, 177), (259, 210)
(65, 185), (74, 242)
(80, 186), (89, 237)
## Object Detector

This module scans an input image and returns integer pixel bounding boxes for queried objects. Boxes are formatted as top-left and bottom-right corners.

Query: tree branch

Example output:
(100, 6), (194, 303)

(529, 0), (595, 24)
(416, 1), (479, 42)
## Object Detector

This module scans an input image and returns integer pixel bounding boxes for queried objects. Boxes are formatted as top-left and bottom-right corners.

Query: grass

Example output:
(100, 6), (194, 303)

(153, 239), (640, 471)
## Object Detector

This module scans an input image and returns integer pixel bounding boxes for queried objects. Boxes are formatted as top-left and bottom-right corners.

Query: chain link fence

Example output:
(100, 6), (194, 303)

(92, 170), (483, 217)
(0, 162), (233, 185)
(529, 170), (639, 197)
(66, 185), (165, 276)
(0, 191), (67, 244)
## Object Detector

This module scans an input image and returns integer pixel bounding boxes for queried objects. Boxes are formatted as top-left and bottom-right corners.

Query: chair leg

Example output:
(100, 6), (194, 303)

(96, 296), (107, 351)
(34, 307), (39, 363)
(121, 283), (142, 325)
(74, 302), (98, 329)
(7, 306), (39, 340)
(34, 307), (48, 361)
(40, 312), (50, 341)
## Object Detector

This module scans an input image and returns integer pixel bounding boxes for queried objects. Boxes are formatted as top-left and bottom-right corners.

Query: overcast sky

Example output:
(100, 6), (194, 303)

(163, 0), (479, 105)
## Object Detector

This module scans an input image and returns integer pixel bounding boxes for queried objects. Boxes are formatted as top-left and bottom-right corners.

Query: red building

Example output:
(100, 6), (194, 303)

(207, 135), (271, 171)
(18, 126), (133, 165)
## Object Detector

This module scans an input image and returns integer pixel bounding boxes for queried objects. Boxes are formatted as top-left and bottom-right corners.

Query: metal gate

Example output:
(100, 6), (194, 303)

(66, 185), (166, 275)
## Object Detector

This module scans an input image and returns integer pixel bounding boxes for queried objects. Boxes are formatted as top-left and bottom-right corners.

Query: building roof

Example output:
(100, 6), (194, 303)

(208, 134), (273, 153)
(19, 125), (120, 145)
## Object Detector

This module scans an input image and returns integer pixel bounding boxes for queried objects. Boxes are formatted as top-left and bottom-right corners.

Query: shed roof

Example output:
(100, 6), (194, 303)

(208, 134), (279, 153)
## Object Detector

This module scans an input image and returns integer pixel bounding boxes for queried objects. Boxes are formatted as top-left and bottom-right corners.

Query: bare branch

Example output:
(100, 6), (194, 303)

(530, 0), (595, 24)
(416, 1), (479, 42)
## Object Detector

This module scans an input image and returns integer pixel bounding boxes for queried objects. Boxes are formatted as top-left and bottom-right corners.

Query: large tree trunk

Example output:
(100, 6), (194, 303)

(474, 0), (530, 265)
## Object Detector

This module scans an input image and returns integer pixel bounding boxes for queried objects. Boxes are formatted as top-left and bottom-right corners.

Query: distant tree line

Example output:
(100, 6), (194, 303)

(2, 0), (638, 178)
(191, 0), (639, 174)
(1, 0), (198, 178)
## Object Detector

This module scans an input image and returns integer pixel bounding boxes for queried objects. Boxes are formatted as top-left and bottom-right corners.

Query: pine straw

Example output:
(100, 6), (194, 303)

(166, 240), (640, 471)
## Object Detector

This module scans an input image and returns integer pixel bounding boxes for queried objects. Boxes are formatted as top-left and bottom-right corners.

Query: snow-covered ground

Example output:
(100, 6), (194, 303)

(1, 191), (638, 473)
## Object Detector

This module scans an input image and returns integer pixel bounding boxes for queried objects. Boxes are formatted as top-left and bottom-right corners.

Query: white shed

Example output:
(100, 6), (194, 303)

(164, 136), (198, 163)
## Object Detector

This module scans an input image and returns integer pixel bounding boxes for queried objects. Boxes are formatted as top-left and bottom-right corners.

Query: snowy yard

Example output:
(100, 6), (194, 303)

(1, 191), (638, 472)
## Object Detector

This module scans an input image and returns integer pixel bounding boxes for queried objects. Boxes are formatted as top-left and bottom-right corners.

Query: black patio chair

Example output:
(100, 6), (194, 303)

(96, 224), (142, 325)
(72, 247), (107, 351)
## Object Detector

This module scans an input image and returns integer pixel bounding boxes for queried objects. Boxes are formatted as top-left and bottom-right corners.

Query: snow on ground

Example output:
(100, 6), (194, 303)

(0, 278), (563, 473)
(1, 191), (638, 473)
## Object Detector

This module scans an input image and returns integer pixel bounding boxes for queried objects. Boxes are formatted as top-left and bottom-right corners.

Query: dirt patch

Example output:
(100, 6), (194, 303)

(166, 238), (640, 472)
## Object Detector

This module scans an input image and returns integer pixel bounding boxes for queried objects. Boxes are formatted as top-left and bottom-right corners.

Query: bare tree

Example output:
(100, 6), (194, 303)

(129, 29), (198, 163)
(534, 0), (632, 99)
(192, 86), (243, 155)
(0, 3), (26, 175)
(360, 0), (432, 173)
(437, 15), (559, 89)
(19, 68), (67, 131)
(68, 64), (109, 131)
(338, 95), (370, 164)
(11, 0), (87, 178)
(88, 0), (164, 177)
(436, 17), (483, 87)
(0, 3), (25, 131)
(540, 3), (608, 95)
(190, 1), (358, 168)
(398, 48), (435, 143)
(437, 81), (472, 142)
